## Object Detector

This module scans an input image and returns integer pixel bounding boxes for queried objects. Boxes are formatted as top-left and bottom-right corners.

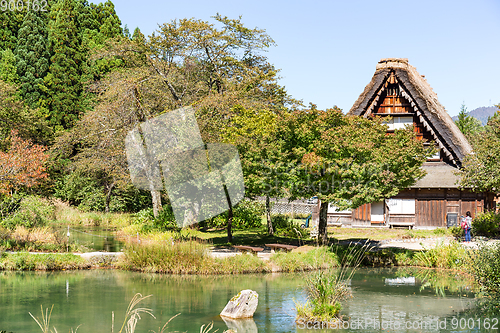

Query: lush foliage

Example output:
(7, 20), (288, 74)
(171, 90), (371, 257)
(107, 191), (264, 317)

(132, 205), (179, 232)
(270, 214), (308, 238)
(472, 211), (500, 237)
(273, 106), (432, 243)
(454, 104), (483, 138)
(205, 199), (265, 230)
(460, 107), (500, 192)
(469, 242), (500, 296)
(1, 196), (55, 229)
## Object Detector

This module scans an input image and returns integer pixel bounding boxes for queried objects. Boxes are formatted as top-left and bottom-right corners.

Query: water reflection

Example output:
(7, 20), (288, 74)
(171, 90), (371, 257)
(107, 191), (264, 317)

(0, 268), (493, 333)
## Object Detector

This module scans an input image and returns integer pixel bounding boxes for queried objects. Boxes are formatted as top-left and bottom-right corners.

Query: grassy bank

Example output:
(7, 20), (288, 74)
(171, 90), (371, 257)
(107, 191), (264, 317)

(121, 242), (339, 274)
(362, 241), (472, 269)
(0, 252), (89, 270)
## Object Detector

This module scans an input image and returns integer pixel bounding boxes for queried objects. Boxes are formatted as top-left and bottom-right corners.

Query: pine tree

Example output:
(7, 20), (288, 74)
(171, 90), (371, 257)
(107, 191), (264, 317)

(14, 11), (50, 108)
(0, 49), (18, 83)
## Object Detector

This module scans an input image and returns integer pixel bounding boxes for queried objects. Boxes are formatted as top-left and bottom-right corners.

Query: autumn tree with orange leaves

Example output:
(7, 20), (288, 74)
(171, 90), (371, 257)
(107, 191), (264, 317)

(0, 131), (49, 194)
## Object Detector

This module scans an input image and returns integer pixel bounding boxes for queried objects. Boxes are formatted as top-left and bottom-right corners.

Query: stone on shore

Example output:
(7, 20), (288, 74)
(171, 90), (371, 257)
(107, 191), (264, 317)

(220, 289), (259, 319)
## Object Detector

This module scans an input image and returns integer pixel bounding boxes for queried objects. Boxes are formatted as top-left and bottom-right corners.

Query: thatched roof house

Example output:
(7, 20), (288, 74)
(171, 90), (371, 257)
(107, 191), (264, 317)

(328, 58), (496, 228)
(349, 58), (471, 167)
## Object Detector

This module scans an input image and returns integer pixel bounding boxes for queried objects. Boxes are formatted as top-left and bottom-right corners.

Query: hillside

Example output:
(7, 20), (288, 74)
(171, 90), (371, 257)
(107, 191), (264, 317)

(452, 106), (499, 126)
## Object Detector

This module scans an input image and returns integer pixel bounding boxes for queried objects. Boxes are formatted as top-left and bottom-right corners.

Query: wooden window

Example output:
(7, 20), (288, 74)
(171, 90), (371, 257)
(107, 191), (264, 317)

(385, 116), (413, 130)
(386, 198), (415, 214)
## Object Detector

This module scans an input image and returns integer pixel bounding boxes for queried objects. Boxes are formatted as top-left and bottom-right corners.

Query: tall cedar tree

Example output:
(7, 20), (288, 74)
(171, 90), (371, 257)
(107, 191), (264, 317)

(0, 9), (25, 51)
(14, 11), (50, 108)
(455, 104), (483, 139)
(46, 0), (85, 130)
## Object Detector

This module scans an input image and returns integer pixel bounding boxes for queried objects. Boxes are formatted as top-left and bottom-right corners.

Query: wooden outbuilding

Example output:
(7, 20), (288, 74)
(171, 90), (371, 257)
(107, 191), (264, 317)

(328, 58), (495, 229)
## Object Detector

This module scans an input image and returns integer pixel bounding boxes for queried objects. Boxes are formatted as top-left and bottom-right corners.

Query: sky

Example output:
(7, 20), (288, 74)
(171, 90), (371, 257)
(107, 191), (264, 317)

(112, 0), (500, 116)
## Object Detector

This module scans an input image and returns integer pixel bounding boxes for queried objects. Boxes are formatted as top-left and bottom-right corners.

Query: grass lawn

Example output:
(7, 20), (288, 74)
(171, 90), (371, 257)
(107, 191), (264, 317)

(186, 227), (309, 247)
(176, 224), (451, 248)
(328, 227), (450, 241)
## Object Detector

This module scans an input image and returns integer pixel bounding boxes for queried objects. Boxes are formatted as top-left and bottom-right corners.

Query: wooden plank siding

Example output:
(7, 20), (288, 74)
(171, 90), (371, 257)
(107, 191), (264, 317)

(326, 189), (494, 228)
(351, 203), (371, 226)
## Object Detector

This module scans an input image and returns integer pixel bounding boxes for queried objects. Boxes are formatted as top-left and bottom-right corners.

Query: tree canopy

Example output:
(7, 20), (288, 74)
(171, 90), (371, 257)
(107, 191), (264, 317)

(273, 107), (432, 244)
(459, 107), (500, 193)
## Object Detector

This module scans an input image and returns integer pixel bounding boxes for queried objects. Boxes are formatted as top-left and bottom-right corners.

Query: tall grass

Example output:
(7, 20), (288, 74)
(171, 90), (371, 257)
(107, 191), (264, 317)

(271, 247), (338, 272)
(412, 241), (471, 269)
(295, 243), (369, 322)
(53, 200), (133, 228)
(0, 252), (88, 270)
(123, 241), (269, 274)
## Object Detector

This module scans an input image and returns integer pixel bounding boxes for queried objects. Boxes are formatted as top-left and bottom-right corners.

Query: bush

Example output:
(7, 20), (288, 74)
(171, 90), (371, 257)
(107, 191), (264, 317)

(271, 214), (307, 238)
(449, 226), (464, 240)
(472, 211), (500, 237)
(205, 199), (265, 230)
(132, 206), (180, 233)
(1, 196), (55, 229)
(470, 242), (500, 296)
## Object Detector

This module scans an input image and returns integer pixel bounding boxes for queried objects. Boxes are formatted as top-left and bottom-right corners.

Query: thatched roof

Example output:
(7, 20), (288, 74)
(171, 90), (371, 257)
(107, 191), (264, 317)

(348, 58), (472, 168)
(411, 163), (460, 188)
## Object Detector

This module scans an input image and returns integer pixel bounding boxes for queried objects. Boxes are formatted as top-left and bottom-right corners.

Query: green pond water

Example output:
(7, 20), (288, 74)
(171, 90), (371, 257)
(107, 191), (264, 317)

(0, 268), (495, 333)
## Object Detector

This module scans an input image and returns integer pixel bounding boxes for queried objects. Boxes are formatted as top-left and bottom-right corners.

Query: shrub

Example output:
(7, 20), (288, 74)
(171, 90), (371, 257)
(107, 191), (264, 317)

(0, 252), (88, 270)
(472, 211), (500, 237)
(469, 242), (500, 296)
(412, 241), (471, 269)
(205, 199), (265, 230)
(1, 196), (55, 229)
(271, 214), (307, 238)
(449, 226), (463, 240)
(132, 206), (180, 233)
(271, 247), (338, 272)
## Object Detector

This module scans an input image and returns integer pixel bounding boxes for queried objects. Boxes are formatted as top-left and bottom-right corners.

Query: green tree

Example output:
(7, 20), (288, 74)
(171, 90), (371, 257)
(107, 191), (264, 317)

(276, 107), (431, 245)
(221, 105), (290, 235)
(0, 81), (51, 147)
(45, 0), (85, 130)
(0, 49), (18, 83)
(455, 104), (482, 138)
(77, 15), (293, 236)
(14, 10), (50, 108)
(0, 9), (25, 51)
(459, 105), (500, 193)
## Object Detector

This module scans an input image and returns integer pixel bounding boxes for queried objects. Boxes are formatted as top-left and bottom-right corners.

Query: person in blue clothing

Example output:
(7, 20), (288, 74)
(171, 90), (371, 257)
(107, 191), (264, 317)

(462, 211), (472, 242)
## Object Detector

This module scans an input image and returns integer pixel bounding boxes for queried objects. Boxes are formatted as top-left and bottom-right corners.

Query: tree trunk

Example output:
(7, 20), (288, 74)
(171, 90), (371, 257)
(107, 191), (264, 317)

(222, 181), (233, 243)
(151, 190), (162, 218)
(227, 204), (233, 243)
(105, 182), (115, 213)
(266, 195), (274, 235)
(318, 201), (328, 246)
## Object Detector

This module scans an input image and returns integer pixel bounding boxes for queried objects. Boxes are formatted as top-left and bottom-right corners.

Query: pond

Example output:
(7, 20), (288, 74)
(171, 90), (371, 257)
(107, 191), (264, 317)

(0, 268), (494, 333)
(57, 226), (124, 252)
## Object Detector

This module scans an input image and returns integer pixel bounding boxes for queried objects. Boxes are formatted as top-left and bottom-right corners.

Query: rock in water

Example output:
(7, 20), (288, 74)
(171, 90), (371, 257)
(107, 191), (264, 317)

(220, 290), (259, 319)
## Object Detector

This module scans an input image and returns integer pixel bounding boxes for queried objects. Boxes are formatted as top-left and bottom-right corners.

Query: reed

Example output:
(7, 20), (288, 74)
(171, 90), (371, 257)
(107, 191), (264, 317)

(295, 242), (369, 322)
